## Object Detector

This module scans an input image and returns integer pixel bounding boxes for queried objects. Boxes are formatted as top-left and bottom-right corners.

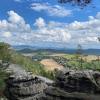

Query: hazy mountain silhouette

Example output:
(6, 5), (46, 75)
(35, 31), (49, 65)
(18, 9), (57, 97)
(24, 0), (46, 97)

(13, 45), (100, 55)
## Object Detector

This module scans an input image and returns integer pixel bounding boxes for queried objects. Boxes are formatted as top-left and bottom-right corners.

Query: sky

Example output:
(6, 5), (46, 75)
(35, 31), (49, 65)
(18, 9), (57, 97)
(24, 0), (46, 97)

(0, 0), (100, 49)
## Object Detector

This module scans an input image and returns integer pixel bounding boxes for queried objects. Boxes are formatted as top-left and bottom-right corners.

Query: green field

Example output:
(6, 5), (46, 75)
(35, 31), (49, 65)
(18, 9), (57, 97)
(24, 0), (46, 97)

(28, 51), (100, 71)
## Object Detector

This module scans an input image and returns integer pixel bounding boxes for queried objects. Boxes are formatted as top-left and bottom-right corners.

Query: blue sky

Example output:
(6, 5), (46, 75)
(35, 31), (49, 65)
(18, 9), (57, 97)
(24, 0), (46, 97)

(0, 0), (100, 49)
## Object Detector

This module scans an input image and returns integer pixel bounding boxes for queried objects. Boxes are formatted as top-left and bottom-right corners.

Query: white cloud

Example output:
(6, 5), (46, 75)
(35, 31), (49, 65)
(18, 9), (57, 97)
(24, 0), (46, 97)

(79, 37), (99, 44)
(8, 11), (24, 24)
(65, 14), (100, 46)
(0, 11), (31, 33)
(31, 3), (72, 17)
(0, 10), (32, 45)
(3, 32), (12, 38)
(0, 10), (100, 48)
(96, 12), (100, 19)
(0, 11), (71, 45)
(34, 17), (46, 28)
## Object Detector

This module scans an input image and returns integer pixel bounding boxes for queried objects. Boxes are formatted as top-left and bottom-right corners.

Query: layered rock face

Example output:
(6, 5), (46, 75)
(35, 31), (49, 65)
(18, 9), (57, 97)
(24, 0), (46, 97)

(5, 70), (100, 100)
(0, 60), (10, 69)
(5, 73), (48, 100)
(44, 70), (100, 100)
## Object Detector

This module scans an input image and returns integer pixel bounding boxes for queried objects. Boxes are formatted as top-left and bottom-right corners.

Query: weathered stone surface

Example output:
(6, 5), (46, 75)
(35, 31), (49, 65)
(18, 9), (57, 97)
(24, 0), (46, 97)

(5, 73), (48, 100)
(55, 70), (100, 93)
(44, 86), (100, 100)
(5, 69), (100, 100)
(43, 70), (100, 100)
(0, 60), (10, 69)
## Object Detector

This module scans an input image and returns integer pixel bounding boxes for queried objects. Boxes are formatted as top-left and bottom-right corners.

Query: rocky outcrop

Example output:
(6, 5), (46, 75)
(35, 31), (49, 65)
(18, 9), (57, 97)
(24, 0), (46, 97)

(0, 60), (10, 69)
(43, 70), (100, 100)
(55, 70), (100, 93)
(4, 73), (48, 100)
(5, 69), (100, 100)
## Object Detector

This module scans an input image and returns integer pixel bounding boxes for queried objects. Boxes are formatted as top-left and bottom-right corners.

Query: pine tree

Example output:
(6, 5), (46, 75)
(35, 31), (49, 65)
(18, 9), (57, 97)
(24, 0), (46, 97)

(76, 44), (83, 69)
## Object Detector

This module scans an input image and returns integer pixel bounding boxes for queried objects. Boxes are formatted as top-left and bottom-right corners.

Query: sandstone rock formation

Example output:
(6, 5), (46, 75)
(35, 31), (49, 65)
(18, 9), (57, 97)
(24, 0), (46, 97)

(0, 60), (10, 69)
(44, 70), (100, 100)
(5, 69), (100, 100)
(5, 73), (48, 100)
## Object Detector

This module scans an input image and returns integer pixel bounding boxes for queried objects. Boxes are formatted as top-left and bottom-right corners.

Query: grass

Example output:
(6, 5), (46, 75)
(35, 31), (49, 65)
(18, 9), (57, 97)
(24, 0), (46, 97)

(10, 52), (55, 79)
(0, 42), (99, 98)
(61, 54), (100, 71)
(0, 50), (100, 98)
(63, 54), (76, 60)
(21, 51), (100, 71)
(11, 52), (43, 73)
(0, 51), (55, 98)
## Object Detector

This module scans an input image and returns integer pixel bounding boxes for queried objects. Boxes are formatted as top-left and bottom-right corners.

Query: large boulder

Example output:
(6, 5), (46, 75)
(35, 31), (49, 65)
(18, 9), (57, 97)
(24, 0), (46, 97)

(55, 70), (100, 93)
(43, 70), (100, 100)
(4, 73), (48, 100)
(4, 69), (100, 100)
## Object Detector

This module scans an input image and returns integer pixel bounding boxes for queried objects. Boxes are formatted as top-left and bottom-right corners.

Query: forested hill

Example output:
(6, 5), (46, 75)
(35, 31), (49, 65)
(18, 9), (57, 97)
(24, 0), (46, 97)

(14, 47), (100, 55)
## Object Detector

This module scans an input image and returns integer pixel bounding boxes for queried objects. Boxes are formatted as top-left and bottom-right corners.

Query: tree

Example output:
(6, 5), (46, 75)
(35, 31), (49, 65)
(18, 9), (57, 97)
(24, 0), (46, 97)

(76, 44), (83, 68)
(0, 42), (11, 62)
(98, 37), (100, 42)
(58, 0), (92, 7)
(76, 44), (82, 56)
(97, 37), (100, 68)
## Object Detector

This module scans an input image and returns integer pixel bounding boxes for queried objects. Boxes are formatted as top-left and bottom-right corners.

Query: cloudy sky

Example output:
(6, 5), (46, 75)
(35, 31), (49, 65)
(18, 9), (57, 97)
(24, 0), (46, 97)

(0, 0), (100, 49)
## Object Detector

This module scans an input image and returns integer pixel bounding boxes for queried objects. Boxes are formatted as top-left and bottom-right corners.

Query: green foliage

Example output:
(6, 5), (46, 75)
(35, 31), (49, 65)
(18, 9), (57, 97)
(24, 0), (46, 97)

(0, 42), (11, 61)
(55, 53), (99, 71)
(10, 52), (55, 79)
(0, 42), (56, 80)
(63, 54), (76, 60)
(0, 42), (99, 81)
(62, 54), (100, 71)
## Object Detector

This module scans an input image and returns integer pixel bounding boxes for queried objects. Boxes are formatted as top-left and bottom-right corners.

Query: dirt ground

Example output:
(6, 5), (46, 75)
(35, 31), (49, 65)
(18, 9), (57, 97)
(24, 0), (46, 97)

(40, 59), (64, 71)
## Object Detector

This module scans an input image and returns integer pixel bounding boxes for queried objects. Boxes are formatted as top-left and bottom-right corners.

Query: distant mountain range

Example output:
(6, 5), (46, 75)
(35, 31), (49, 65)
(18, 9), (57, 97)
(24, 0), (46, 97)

(12, 45), (100, 55)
